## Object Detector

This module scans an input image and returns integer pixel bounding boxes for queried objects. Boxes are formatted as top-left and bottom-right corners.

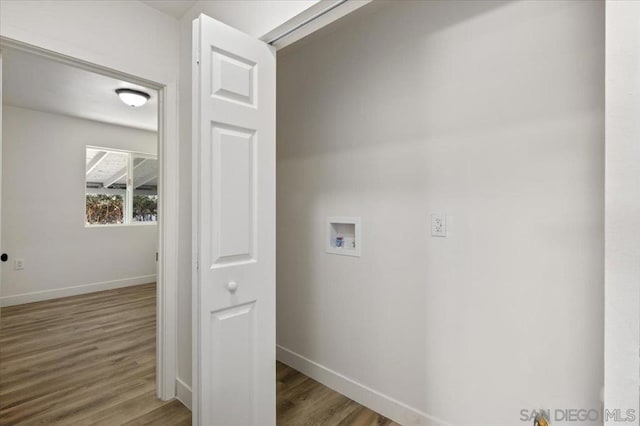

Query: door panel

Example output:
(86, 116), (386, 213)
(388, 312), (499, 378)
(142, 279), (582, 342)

(211, 123), (255, 263)
(210, 48), (256, 106)
(193, 14), (276, 426)
(209, 302), (256, 425)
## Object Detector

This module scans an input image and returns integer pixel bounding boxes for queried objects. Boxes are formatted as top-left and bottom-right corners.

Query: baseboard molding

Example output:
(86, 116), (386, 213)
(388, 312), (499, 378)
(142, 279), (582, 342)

(0, 275), (157, 307)
(276, 345), (451, 426)
(176, 378), (192, 411)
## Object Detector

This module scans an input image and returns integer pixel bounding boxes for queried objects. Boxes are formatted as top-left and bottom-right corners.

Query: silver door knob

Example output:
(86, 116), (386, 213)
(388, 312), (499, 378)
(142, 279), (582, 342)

(227, 281), (238, 293)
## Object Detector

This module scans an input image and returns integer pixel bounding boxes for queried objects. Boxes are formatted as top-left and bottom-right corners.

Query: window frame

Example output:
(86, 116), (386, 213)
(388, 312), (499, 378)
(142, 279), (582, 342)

(85, 145), (158, 227)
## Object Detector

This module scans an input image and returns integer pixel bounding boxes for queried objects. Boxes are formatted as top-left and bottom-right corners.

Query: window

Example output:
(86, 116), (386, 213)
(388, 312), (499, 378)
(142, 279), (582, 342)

(85, 147), (158, 225)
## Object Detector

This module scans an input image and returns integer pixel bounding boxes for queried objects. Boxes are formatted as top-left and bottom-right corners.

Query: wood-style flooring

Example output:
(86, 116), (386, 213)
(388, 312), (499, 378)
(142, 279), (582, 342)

(276, 362), (397, 426)
(0, 283), (190, 426)
(0, 283), (394, 425)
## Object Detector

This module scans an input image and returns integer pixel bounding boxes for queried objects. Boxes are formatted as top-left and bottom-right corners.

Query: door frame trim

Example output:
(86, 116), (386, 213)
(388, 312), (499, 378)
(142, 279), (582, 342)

(0, 36), (179, 400)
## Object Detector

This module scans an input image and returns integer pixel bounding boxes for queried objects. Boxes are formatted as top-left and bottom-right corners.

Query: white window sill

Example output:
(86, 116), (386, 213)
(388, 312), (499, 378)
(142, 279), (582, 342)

(85, 222), (158, 228)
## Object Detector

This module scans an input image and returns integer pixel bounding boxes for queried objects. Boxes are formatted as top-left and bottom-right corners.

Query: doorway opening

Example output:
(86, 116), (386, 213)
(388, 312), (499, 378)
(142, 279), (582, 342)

(0, 40), (182, 422)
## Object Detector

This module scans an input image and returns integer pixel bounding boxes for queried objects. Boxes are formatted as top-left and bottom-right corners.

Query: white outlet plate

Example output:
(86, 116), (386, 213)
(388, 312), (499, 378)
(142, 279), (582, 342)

(14, 259), (25, 270)
(431, 214), (446, 237)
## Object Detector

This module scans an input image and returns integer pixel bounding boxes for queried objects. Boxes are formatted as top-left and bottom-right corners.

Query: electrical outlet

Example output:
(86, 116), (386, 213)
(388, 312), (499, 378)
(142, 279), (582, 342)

(14, 259), (25, 271)
(431, 214), (446, 237)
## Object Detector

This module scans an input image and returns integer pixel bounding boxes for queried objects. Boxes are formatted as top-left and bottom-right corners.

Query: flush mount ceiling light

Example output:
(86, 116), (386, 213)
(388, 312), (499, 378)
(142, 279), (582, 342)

(115, 88), (150, 107)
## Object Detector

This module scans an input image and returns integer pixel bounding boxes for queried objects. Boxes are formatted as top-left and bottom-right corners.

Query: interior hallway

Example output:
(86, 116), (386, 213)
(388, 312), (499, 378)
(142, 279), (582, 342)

(0, 284), (391, 425)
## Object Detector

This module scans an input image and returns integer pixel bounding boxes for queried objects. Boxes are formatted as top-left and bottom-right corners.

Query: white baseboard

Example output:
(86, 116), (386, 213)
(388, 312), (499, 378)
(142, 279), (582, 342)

(276, 345), (451, 426)
(176, 378), (192, 411)
(0, 275), (156, 307)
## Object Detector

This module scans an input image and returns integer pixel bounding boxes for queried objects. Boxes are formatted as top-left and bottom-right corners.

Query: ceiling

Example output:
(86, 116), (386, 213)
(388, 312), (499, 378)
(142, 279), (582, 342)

(2, 49), (158, 132)
(141, 0), (197, 19)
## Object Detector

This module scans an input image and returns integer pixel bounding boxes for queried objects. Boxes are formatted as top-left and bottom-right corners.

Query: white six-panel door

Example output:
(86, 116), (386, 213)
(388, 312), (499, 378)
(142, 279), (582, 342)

(192, 14), (276, 426)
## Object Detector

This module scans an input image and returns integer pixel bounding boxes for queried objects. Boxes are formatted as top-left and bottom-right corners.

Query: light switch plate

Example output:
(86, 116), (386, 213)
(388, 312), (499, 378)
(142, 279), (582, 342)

(431, 214), (446, 237)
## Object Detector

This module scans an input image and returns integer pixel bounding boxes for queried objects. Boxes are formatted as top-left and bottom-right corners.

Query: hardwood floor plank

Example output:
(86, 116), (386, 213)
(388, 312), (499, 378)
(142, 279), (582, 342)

(121, 400), (192, 426)
(1, 283), (393, 425)
(0, 284), (190, 426)
(275, 361), (398, 426)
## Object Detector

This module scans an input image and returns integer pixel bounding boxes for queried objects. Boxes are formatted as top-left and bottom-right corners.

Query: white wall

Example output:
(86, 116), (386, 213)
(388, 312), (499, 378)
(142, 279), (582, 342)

(175, 0), (320, 391)
(277, 1), (604, 425)
(0, 106), (158, 305)
(605, 1), (640, 423)
(0, 0), (178, 85)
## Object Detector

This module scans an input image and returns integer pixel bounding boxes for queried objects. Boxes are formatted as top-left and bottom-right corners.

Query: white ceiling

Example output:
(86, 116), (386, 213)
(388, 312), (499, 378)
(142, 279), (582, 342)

(2, 49), (158, 131)
(141, 0), (197, 19)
